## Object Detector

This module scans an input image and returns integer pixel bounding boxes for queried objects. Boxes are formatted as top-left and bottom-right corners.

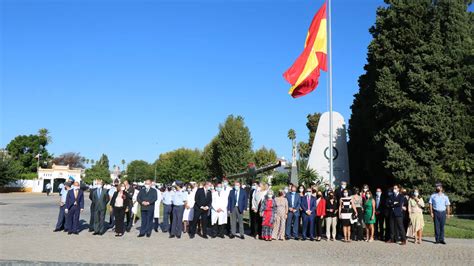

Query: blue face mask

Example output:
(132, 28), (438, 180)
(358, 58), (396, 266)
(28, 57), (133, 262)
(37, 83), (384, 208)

(234, 185), (240, 190)
(216, 187), (222, 192)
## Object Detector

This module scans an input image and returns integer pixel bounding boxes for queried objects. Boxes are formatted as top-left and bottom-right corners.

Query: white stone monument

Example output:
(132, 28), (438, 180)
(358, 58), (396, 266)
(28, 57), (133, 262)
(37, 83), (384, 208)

(307, 111), (350, 187)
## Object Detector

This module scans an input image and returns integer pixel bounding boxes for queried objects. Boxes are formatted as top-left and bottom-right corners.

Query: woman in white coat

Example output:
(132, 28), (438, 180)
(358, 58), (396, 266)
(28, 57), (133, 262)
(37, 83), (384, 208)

(211, 182), (228, 238)
(153, 183), (163, 232)
(183, 184), (195, 233)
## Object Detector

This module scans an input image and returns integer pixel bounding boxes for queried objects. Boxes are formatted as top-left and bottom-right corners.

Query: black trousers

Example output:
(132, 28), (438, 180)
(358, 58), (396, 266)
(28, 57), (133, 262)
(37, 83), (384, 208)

(89, 203), (95, 230)
(113, 207), (126, 234)
(250, 210), (259, 236)
(190, 208), (209, 236)
(93, 208), (106, 234)
(315, 216), (324, 237)
(390, 215), (406, 241)
(351, 207), (364, 240)
(375, 212), (384, 240)
(213, 223), (226, 237)
(384, 212), (392, 241)
(125, 202), (133, 230)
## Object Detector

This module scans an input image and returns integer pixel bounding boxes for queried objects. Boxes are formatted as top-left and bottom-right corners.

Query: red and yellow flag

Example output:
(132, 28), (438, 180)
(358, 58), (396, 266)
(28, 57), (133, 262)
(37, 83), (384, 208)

(283, 2), (327, 98)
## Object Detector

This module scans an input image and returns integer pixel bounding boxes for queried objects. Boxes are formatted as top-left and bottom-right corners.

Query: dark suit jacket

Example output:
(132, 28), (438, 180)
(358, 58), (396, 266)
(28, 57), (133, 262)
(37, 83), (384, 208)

(137, 188), (158, 211)
(374, 195), (386, 214)
(65, 189), (84, 210)
(227, 188), (247, 213)
(194, 188), (212, 210)
(89, 188), (110, 211)
(389, 193), (405, 217)
(286, 192), (301, 213)
(110, 191), (130, 208)
(300, 195), (316, 216)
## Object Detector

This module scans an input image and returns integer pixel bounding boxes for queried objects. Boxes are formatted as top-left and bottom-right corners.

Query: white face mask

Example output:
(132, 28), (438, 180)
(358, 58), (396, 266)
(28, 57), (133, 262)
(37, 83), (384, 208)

(145, 184), (151, 189)
(96, 184), (102, 188)
(341, 185), (347, 189)
(414, 192), (419, 197)
(121, 187), (125, 191)
(363, 188), (368, 192)
(343, 192), (348, 197)
(299, 188), (304, 192)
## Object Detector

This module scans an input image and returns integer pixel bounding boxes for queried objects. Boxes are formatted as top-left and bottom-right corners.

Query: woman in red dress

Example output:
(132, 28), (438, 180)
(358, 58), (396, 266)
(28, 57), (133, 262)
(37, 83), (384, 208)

(259, 190), (276, 241)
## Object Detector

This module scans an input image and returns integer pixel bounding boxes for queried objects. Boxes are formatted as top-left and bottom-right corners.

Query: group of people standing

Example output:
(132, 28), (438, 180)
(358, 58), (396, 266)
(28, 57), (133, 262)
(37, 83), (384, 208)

(53, 176), (451, 245)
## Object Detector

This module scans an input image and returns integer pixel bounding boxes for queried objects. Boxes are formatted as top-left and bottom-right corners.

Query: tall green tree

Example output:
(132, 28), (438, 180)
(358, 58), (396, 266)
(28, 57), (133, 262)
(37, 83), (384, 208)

(254, 146), (277, 168)
(5, 129), (52, 172)
(215, 115), (253, 177)
(0, 153), (24, 186)
(126, 160), (153, 182)
(348, 0), (473, 206)
(154, 148), (207, 184)
(97, 154), (110, 169)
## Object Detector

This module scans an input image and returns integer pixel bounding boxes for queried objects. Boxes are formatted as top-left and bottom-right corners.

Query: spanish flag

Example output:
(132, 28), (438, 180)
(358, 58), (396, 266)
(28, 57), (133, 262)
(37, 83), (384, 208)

(283, 2), (327, 98)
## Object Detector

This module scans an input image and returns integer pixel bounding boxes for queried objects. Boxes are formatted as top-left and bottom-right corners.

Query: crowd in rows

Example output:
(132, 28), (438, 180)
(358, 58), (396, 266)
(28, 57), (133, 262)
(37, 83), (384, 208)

(53, 177), (451, 245)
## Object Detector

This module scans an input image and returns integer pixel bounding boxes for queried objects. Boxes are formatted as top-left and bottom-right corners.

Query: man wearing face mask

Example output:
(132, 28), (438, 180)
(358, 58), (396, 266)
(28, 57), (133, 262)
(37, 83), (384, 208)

(170, 181), (187, 239)
(301, 188), (317, 241)
(429, 183), (450, 244)
(249, 181), (260, 238)
(386, 185), (407, 245)
(137, 179), (158, 237)
(64, 181), (84, 235)
(285, 185), (301, 240)
(89, 179), (110, 235)
(374, 188), (386, 241)
(228, 180), (247, 239)
(384, 187), (394, 241)
(189, 181), (212, 239)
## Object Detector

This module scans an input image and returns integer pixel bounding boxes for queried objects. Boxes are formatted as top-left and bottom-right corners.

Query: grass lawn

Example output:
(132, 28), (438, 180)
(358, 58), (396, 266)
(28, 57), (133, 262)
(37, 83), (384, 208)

(422, 215), (474, 239)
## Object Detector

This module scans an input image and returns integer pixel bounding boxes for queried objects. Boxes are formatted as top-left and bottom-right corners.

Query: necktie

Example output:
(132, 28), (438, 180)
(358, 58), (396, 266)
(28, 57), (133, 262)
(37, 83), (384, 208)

(307, 196), (310, 209)
(97, 188), (101, 198)
(292, 194), (295, 207)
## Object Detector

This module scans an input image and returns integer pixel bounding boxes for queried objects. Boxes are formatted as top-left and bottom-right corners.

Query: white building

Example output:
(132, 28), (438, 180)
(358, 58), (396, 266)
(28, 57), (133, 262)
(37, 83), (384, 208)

(33, 164), (83, 192)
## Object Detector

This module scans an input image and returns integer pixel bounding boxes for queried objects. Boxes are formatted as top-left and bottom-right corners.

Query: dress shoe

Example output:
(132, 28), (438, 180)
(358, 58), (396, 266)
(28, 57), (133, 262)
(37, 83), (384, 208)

(88, 229), (94, 232)
(154, 229), (158, 233)
(126, 228), (131, 232)
(137, 234), (145, 237)
(229, 235), (235, 239)
(440, 241), (446, 245)
(219, 235), (225, 239)
(169, 235), (175, 238)
(310, 238), (315, 241)
(68, 232), (73, 235)
(92, 232), (99, 235)
(294, 237), (299, 241)
(202, 235), (208, 239)
(53, 229), (61, 232)
(240, 235), (245, 240)
(189, 234), (195, 239)
(146, 234), (151, 238)
(177, 235), (181, 239)
(73, 232), (79, 235)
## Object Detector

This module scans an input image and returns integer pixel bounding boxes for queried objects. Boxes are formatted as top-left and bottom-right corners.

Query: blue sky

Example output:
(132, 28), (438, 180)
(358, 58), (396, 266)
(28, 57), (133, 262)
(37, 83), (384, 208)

(1, 0), (383, 168)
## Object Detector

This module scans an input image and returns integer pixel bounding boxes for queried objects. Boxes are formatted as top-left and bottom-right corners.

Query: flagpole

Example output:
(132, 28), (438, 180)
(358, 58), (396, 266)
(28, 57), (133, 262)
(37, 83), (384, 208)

(327, 0), (334, 188)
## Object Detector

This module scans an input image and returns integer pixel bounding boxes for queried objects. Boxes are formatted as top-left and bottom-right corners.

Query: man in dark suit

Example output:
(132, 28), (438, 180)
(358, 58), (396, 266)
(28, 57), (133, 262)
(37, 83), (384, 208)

(123, 180), (135, 232)
(387, 184), (407, 245)
(89, 179), (109, 235)
(285, 185), (301, 240)
(374, 187), (385, 241)
(189, 181), (212, 239)
(227, 180), (247, 239)
(137, 179), (158, 237)
(65, 181), (84, 235)
(301, 187), (316, 241)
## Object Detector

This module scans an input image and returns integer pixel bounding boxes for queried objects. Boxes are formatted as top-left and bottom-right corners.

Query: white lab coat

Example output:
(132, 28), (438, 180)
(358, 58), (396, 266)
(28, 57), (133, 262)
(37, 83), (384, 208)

(211, 190), (228, 225)
(154, 188), (163, 219)
(131, 189), (139, 215)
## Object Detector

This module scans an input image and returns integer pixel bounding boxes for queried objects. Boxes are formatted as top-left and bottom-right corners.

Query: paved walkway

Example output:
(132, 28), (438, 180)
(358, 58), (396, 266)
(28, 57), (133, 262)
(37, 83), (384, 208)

(0, 193), (472, 265)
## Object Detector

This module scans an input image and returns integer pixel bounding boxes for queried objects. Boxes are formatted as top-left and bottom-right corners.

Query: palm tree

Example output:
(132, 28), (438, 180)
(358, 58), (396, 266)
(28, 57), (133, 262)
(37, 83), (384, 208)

(121, 159), (126, 172)
(91, 159), (95, 165)
(38, 128), (52, 144)
(287, 129), (296, 141)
